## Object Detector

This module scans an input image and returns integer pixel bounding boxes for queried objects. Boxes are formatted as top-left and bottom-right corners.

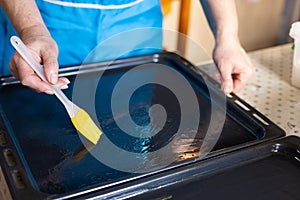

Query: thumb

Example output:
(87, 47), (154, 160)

(42, 50), (59, 85)
(219, 64), (233, 94)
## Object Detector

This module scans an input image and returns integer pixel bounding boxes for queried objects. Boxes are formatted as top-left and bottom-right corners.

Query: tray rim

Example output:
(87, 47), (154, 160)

(0, 52), (286, 200)
(79, 135), (299, 200)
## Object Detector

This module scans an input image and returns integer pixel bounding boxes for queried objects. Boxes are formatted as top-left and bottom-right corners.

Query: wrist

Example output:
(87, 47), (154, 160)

(19, 24), (51, 40)
(215, 32), (242, 50)
(216, 30), (239, 44)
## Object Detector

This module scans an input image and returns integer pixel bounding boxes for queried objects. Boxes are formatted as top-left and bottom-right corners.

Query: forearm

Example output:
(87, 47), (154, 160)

(0, 0), (49, 37)
(1, 0), (64, 91)
(200, 0), (239, 43)
(200, 1), (254, 94)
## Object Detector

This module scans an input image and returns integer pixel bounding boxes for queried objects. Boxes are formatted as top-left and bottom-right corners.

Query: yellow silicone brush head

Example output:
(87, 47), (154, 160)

(10, 36), (103, 145)
(71, 108), (102, 145)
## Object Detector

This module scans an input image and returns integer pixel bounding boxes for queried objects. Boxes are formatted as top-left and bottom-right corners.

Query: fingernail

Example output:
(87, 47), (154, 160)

(50, 73), (58, 84)
(61, 84), (69, 89)
(45, 90), (54, 95)
(224, 87), (232, 94)
(64, 79), (70, 84)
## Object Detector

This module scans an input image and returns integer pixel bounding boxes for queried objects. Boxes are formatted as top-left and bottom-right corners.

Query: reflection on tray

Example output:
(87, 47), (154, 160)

(0, 55), (262, 195)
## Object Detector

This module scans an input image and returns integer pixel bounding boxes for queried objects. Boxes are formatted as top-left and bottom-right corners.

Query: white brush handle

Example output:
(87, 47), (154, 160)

(10, 36), (78, 117)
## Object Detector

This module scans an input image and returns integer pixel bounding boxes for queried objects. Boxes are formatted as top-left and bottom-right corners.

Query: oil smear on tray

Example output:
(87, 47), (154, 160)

(0, 64), (258, 194)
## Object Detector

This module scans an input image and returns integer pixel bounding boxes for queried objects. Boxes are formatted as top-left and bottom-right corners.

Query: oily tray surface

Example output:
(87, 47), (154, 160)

(0, 53), (284, 199)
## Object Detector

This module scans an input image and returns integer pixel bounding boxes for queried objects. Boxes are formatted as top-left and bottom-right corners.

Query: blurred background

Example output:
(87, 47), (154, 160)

(161, 0), (300, 63)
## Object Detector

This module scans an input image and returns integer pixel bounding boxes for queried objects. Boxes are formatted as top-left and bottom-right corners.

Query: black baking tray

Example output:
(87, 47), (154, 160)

(112, 135), (299, 200)
(0, 53), (285, 199)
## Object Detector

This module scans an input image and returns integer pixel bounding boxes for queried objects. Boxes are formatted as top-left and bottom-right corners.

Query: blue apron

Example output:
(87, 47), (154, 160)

(0, 0), (163, 76)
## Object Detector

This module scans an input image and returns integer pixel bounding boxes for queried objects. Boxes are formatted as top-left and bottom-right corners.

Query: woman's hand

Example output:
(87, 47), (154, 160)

(213, 38), (255, 94)
(9, 26), (69, 94)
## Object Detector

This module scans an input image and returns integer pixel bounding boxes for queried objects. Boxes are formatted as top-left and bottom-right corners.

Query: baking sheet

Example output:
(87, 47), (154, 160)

(130, 136), (300, 200)
(0, 53), (285, 199)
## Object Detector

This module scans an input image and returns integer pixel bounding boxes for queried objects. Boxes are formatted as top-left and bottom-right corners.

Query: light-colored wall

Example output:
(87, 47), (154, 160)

(236, 0), (285, 51)
(162, 0), (181, 52)
(163, 0), (214, 63)
(163, 0), (286, 63)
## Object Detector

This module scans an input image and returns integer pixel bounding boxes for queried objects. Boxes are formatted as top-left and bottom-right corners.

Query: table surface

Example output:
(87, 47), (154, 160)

(237, 44), (300, 136)
(199, 44), (300, 136)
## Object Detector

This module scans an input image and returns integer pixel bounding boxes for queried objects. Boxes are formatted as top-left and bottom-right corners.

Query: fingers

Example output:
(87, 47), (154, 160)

(217, 63), (254, 94)
(9, 52), (70, 94)
(231, 73), (246, 93)
(218, 62), (234, 94)
(56, 77), (70, 89)
(232, 66), (255, 93)
(213, 42), (255, 94)
(219, 66), (254, 94)
(10, 53), (54, 93)
(41, 46), (59, 85)
(9, 35), (70, 94)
